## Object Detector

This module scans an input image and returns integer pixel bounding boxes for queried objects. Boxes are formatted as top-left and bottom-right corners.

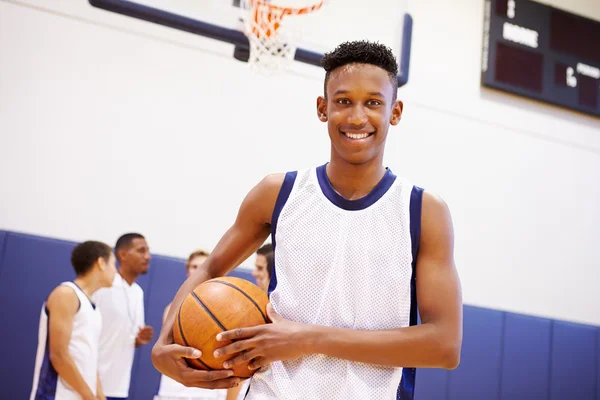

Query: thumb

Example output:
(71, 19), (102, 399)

(266, 303), (281, 323)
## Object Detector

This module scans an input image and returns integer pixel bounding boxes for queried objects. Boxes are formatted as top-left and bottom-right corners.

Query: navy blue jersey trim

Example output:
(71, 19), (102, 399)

(316, 163), (396, 211)
(397, 185), (424, 400)
(268, 171), (297, 296)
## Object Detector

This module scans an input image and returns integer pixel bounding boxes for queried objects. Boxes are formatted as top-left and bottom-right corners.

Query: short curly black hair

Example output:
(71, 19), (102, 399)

(321, 40), (398, 99)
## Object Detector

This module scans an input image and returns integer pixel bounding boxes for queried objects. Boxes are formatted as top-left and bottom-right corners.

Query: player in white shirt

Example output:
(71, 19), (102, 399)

(151, 41), (463, 400)
(30, 240), (116, 400)
(155, 250), (227, 400)
(93, 233), (154, 400)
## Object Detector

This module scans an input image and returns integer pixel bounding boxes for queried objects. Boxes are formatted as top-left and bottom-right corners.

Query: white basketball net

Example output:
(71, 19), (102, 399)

(240, 0), (325, 72)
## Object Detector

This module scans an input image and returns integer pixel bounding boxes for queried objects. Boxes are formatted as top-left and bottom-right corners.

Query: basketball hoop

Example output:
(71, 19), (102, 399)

(240, 0), (325, 72)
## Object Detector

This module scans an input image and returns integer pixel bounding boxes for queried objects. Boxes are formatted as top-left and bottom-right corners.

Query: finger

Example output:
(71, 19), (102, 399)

(223, 349), (261, 369)
(213, 339), (255, 358)
(248, 357), (268, 371)
(183, 368), (236, 383)
(164, 343), (202, 359)
(188, 376), (242, 390)
(216, 326), (261, 342)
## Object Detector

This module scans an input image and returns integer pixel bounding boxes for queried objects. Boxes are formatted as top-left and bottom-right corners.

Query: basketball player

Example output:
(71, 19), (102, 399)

(30, 240), (116, 400)
(251, 243), (273, 290)
(92, 233), (154, 400)
(155, 250), (227, 400)
(151, 41), (463, 399)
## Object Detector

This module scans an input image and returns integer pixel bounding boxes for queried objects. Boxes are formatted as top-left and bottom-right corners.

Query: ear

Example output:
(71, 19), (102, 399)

(316, 96), (328, 122)
(97, 257), (106, 271)
(117, 248), (127, 263)
(390, 100), (403, 126)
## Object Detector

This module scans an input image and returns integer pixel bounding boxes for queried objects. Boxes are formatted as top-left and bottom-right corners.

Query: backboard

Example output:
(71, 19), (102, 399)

(88, 0), (412, 85)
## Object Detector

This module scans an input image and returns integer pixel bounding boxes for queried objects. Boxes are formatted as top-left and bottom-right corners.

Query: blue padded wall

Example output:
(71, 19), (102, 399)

(129, 254), (188, 400)
(1, 230), (599, 400)
(414, 367), (448, 400)
(0, 230), (7, 277)
(0, 232), (77, 400)
(448, 306), (504, 400)
(597, 329), (600, 400)
(550, 321), (598, 400)
(500, 313), (551, 399)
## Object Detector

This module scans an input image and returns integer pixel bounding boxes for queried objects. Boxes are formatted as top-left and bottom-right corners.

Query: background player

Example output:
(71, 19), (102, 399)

(93, 233), (154, 400)
(151, 41), (463, 399)
(30, 240), (116, 400)
(251, 243), (273, 291)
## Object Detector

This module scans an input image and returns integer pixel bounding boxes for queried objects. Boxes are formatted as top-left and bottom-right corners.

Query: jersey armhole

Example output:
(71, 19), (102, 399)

(267, 171), (297, 296)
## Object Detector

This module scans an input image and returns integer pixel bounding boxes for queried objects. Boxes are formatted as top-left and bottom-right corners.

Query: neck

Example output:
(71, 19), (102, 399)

(326, 154), (386, 200)
(73, 275), (103, 298)
(118, 267), (137, 286)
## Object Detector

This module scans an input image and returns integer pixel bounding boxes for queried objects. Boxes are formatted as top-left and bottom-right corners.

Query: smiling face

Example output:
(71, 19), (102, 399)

(317, 63), (403, 165)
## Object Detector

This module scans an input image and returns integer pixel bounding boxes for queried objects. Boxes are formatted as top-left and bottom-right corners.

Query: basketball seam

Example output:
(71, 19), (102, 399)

(208, 280), (269, 324)
(191, 291), (229, 331)
(177, 304), (214, 371)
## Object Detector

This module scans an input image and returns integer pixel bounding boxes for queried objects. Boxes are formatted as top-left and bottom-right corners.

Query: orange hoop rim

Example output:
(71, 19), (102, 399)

(247, 0), (325, 17)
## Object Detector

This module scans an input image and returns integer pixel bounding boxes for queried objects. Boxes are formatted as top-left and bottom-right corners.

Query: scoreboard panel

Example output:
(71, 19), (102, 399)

(481, 0), (600, 118)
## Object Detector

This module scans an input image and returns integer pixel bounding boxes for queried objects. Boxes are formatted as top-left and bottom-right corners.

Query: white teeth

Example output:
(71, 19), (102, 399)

(343, 132), (370, 139)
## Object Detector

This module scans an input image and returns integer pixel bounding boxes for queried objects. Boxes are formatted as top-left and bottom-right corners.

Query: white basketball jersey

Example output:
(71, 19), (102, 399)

(155, 373), (227, 399)
(246, 164), (423, 400)
(30, 282), (102, 400)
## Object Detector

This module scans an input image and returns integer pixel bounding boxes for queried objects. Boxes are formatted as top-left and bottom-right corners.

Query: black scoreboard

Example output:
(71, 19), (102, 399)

(481, 0), (600, 118)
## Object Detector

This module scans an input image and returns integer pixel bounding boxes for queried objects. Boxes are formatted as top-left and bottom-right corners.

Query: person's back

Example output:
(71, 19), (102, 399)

(30, 241), (116, 400)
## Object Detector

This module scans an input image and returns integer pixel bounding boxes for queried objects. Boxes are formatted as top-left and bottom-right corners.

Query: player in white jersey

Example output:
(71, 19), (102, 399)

(93, 233), (154, 400)
(151, 40), (463, 399)
(30, 240), (116, 400)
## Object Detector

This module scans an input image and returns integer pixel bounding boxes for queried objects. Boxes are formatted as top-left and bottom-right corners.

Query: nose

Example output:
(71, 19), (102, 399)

(347, 104), (368, 126)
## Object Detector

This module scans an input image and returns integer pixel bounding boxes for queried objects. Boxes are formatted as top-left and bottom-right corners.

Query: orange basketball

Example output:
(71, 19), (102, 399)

(173, 276), (270, 378)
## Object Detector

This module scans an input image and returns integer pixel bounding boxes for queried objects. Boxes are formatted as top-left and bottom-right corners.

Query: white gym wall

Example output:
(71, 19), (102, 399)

(0, 0), (599, 325)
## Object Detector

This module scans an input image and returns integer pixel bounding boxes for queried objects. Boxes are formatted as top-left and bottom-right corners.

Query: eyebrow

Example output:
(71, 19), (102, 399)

(332, 90), (386, 98)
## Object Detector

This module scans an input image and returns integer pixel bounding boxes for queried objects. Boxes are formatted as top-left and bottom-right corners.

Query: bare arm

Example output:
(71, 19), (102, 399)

(96, 372), (105, 400)
(162, 303), (171, 324)
(226, 384), (243, 400)
(151, 173), (284, 387)
(47, 286), (97, 400)
(218, 191), (463, 370)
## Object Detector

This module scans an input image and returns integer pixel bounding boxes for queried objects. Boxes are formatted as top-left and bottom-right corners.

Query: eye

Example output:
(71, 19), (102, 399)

(336, 98), (350, 105)
(367, 100), (382, 107)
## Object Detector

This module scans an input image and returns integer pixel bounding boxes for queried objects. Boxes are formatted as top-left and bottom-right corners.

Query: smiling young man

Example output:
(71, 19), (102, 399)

(152, 41), (463, 400)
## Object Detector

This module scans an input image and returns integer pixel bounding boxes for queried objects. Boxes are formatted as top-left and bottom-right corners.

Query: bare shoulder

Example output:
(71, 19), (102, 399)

(257, 173), (286, 195)
(420, 191), (454, 248)
(47, 285), (79, 312)
(422, 191), (452, 219)
(242, 173), (287, 225)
